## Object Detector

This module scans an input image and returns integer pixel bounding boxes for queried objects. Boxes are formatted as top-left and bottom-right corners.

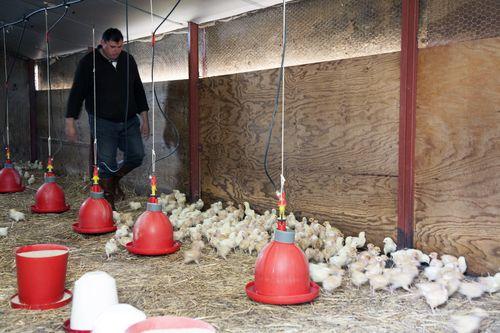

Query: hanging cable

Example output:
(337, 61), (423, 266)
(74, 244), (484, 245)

(2, 28), (10, 150)
(92, 25), (97, 167)
(44, 9), (52, 160)
(150, 0), (156, 176)
(147, 0), (182, 173)
(263, 0), (287, 193)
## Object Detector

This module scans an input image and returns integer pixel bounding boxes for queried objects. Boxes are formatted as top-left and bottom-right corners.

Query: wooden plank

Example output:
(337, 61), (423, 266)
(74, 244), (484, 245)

(200, 52), (400, 245)
(415, 37), (500, 274)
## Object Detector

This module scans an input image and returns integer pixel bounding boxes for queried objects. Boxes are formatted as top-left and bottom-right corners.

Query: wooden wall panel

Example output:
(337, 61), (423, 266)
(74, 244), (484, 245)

(200, 52), (401, 245)
(415, 37), (500, 274)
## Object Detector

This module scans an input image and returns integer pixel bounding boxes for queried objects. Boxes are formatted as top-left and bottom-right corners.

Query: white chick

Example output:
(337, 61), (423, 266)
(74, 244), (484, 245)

(351, 231), (366, 249)
(369, 274), (390, 294)
(424, 265), (442, 281)
(350, 270), (368, 288)
(115, 225), (130, 239)
(441, 254), (458, 266)
(214, 238), (234, 259)
(183, 240), (205, 264)
(129, 201), (141, 210)
(121, 213), (135, 227)
(309, 263), (331, 283)
(112, 211), (121, 224)
(450, 308), (488, 333)
(8, 209), (25, 222)
(477, 273), (500, 294)
(383, 237), (397, 255)
(388, 267), (415, 292)
(0, 227), (8, 236)
(23, 171), (30, 179)
(458, 281), (484, 302)
(457, 256), (467, 274)
(105, 238), (118, 259)
(322, 274), (342, 293)
(28, 175), (35, 185)
(417, 282), (449, 311)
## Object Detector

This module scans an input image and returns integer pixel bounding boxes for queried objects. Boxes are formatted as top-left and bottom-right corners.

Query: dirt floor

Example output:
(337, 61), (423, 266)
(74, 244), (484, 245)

(0, 171), (499, 333)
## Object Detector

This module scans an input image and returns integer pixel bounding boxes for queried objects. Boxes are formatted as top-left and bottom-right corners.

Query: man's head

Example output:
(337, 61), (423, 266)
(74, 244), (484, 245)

(100, 28), (123, 60)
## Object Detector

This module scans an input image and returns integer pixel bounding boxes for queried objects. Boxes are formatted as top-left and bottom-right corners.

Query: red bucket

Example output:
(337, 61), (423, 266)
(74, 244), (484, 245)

(126, 316), (216, 333)
(11, 244), (72, 310)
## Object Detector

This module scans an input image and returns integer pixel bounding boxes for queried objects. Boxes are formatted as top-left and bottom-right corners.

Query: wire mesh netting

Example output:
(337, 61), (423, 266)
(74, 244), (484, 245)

(418, 0), (500, 48)
(201, 0), (402, 77)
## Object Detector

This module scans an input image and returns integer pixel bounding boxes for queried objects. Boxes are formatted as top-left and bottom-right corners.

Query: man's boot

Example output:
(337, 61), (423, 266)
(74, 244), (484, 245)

(100, 177), (116, 210)
(113, 164), (136, 202)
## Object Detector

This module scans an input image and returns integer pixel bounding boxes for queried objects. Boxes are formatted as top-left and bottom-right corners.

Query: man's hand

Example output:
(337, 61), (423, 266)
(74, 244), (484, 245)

(65, 118), (78, 142)
(140, 111), (150, 140)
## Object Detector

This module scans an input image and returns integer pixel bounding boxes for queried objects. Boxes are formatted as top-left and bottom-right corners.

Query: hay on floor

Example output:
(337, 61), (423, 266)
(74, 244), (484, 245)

(0, 172), (499, 333)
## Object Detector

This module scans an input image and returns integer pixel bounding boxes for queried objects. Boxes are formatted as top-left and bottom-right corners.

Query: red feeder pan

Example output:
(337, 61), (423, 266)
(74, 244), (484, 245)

(73, 186), (116, 234)
(11, 243), (72, 310)
(126, 201), (181, 256)
(245, 229), (319, 305)
(32, 173), (70, 214)
(126, 316), (216, 333)
(63, 320), (90, 333)
(0, 163), (25, 193)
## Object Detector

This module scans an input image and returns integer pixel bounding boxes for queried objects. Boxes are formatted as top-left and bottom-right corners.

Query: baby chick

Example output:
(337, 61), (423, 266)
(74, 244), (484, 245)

(129, 201), (141, 210)
(0, 227), (8, 237)
(121, 213), (135, 227)
(23, 171), (30, 179)
(350, 270), (368, 288)
(369, 274), (390, 294)
(477, 273), (500, 295)
(183, 240), (205, 264)
(309, 263), (331, 284)
(458, 281), (484, 302)
(416, 282), (449, 312)
(383, 237), (397, 255)
(105, 238), (119, 259)
(8, 209), (25, 222)
(112, 211), (121, 224)
(27, 174), (35, 185)
(322, 274), (342, 293)
(450, 308), (488, 333)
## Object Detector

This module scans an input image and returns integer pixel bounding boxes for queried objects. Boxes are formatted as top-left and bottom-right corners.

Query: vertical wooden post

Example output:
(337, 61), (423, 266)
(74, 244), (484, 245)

(397, 0), (419, 248)
(27, 60), (38, 162)
(188, 22), (200, 201)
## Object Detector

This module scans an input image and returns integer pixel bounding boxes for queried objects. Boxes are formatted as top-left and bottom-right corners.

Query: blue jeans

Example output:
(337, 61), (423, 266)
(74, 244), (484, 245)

(88, 115), (145, 178)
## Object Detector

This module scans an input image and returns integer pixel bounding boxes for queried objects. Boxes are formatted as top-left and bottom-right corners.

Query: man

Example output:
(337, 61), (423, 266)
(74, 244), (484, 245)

(66, 28), (149, 209)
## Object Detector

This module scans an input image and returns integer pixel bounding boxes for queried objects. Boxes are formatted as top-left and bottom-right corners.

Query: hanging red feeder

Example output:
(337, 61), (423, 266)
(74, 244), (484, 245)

(126, 197), (181, 256)
(73, 167), (115, 234)
(0, 162), (24, 193)
(32, 171), (70, 214)
(245, 228), (319, 305)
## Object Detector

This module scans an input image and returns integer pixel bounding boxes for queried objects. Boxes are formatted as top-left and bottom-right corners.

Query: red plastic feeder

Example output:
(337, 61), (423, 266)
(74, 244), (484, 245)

(32, 173), (70, 214)
(11, 243), (72, 310)
(0, 163), (25, 193)
(126, 316), (216, 333)
(73, 185), (116, 234)
(63, 320), (90, 333)
(126, 199), (181, 256)
(245, 229), (319, 305)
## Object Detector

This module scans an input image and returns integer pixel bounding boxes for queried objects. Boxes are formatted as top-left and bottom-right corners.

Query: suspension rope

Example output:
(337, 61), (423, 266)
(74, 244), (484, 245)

(92, 25), (97, 167)
(44, 9), (52, 158)
(280, 0), (286, 197)
(150, 0), (156, 176)
(2, 28), (9, 148)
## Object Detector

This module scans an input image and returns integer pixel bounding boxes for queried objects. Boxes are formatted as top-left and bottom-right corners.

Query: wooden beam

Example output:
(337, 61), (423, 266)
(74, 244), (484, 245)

(188, 22), (200, 201)
(397, 0), (419, 248)
(27, 60), (38, 163)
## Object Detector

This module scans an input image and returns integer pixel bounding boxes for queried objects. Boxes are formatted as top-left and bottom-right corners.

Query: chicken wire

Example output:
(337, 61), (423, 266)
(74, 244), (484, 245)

(201, 0), (402, 77)
(418, 0), (500, 48)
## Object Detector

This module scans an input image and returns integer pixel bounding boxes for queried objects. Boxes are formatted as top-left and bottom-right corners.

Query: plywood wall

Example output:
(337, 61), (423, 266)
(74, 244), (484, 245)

(415, 37), (500, 274)
(200, 52), (400, 245)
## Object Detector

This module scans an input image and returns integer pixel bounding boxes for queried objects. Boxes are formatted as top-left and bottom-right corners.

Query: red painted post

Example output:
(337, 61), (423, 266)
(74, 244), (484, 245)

(188, 22), (200, 201)
(397, 0), (419, 249)
(27, 60), (38, 163)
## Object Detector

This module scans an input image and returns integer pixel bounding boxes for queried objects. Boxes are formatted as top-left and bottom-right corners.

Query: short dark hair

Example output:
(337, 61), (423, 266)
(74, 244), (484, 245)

(102, 28), (123, 42)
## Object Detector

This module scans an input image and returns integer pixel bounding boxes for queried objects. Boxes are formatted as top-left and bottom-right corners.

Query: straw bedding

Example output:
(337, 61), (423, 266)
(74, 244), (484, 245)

(0, 171), (498, 333)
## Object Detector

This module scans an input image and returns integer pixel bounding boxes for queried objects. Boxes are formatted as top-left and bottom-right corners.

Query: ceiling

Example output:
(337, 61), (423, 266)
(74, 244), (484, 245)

(0, 0), (290, 60)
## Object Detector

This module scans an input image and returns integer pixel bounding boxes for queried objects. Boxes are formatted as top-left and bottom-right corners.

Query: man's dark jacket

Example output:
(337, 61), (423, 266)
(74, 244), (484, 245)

(66, 47), (149, 122)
